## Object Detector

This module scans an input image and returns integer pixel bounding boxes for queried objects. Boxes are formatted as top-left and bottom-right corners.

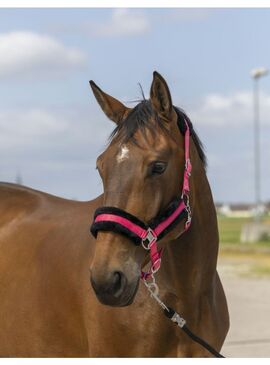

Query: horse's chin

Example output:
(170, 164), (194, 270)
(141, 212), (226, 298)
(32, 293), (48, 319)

(96, 277), (140, 307)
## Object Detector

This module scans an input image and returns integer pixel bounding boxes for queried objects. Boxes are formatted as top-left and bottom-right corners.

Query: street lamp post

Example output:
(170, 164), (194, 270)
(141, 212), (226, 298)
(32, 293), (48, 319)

(250, 67), (268, 222)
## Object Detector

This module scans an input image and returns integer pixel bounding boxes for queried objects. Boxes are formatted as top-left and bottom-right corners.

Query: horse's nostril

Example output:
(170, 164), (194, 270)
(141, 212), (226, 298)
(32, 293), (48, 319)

(112, 271), (121, 288)
(90, 270), (127, 299)
(112, 271), (126, 297)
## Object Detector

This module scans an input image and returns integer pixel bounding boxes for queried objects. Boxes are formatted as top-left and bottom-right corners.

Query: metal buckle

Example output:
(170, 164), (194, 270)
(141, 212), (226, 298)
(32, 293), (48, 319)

(185, 195), (192, 228)
(181, 193), (192, 229)
(171, 312), (186, 328)
(142, 228), (157, 250)
(143, 275), (169, 311)
(185, 158), (192, 176)
(143, 274), (159, 296)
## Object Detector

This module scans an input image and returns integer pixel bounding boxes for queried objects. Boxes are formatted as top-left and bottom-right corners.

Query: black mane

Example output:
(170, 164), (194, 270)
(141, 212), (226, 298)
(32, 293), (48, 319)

(174, 107), (207, 168)
(110, 100), (207, 168)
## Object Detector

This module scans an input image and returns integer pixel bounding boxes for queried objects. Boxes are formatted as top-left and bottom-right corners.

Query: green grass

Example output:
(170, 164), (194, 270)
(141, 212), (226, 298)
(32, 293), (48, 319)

(251, 264), (270, 276)
(217, 216), (270, 277)
(218, 216), (249, 244)
(217, 215), (270, 246)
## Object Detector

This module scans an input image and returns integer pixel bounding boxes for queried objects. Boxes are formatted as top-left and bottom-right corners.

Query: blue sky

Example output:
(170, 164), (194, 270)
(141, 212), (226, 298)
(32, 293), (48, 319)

(0, 8), (270, 203)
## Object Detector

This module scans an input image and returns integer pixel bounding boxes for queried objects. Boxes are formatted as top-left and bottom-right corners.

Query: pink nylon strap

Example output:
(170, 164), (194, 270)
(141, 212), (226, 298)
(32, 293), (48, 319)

(182, 120), (192, 195)
(141, 240), (162, 280)
(153, 200), (186, 237)
(94, 214), (148, 239)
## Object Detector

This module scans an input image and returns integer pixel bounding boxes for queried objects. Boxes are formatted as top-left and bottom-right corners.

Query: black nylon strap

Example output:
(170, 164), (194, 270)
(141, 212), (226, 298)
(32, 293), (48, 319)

(182, 325), (225, 358)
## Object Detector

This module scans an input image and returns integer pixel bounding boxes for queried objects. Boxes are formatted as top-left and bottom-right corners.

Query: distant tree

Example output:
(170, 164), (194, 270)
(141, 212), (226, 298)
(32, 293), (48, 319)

(15, 171), (23, 185)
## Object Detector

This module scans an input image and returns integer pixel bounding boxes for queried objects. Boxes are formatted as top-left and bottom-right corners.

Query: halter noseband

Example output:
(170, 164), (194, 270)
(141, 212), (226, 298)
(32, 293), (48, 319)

(90, 120), (192, 278)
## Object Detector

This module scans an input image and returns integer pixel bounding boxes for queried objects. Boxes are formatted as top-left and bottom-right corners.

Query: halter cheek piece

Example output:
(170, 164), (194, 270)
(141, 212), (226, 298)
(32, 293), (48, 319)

(90, 120), (192, 278)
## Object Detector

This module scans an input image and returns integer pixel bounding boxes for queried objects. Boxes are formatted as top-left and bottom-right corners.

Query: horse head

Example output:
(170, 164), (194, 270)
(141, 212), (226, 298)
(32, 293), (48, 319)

(89, 72), (202, 307)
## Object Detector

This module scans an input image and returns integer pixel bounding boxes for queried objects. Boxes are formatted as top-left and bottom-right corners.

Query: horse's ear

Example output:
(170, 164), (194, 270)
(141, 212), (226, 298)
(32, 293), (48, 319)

(89, 80), (130, 124)
(150, 71), (173, 120)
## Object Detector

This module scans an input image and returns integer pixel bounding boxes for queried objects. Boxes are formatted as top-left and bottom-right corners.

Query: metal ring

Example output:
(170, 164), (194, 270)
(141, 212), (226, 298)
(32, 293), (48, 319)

(143, 273), (155, 284)
(147, 282), (159, 296)
(142, 239), (151, 250)
(151, 258), (161, 274)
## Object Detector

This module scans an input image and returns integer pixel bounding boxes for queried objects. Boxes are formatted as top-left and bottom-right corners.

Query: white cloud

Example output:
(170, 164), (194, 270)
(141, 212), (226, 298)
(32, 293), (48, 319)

(0, 105), (112, 199)
(0, 109), (68, 148)
(189, 90), (270, 127)
(0, 107), (112, 151)
(0, 31), (86, 78)
(0, 103), (116, 171)
(93, 9), (150, 37)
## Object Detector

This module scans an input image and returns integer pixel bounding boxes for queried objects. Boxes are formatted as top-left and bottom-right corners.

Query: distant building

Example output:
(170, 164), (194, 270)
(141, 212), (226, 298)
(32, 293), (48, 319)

(216, 203), (268, 218)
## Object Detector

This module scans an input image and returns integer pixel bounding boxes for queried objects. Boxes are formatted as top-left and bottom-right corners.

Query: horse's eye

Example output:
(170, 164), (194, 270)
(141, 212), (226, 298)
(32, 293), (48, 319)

(151, 161), (167, 175)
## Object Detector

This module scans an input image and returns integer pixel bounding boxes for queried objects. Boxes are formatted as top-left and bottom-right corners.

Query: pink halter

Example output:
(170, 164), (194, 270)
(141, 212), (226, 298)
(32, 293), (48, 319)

(91, 120), (192, 279)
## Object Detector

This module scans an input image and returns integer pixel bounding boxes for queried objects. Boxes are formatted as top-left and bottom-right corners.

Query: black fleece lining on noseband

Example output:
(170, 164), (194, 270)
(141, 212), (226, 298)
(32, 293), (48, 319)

(154, 209), (187, 241)
(93, 206), (148, 229)
(148, 197), (182, 228)
(90, 197), (187, 246)
(90, 221), (143, 245)
(149, 197), (188, 241)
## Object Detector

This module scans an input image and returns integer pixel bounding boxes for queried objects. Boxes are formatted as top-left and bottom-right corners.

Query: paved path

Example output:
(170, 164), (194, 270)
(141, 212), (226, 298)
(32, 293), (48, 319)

(218, 261), (270, 357)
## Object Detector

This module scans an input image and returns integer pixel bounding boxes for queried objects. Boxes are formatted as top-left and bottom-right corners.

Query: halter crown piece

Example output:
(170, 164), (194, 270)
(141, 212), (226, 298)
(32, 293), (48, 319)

(90, 120), (192, 279)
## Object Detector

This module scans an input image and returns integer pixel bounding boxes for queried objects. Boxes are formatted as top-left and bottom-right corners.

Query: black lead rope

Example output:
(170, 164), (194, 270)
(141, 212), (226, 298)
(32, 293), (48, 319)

(164, 307), (225, 358)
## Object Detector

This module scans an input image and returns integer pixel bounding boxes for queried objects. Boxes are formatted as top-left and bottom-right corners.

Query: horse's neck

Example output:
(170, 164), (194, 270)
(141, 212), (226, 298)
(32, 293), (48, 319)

(162, 162), (219, 298)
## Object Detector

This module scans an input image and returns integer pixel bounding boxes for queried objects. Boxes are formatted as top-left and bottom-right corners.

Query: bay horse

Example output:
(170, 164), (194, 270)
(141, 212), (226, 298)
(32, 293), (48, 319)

(0, 71), (229, 357)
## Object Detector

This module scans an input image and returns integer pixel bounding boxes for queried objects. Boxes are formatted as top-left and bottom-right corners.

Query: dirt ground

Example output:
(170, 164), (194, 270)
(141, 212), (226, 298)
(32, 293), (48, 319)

(218, 252), (270, 357)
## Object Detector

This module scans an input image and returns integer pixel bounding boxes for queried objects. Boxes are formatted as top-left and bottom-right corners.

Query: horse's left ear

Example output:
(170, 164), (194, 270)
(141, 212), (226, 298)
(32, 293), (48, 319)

(150, 71), (173, 120)
(89, 80), (130, 124)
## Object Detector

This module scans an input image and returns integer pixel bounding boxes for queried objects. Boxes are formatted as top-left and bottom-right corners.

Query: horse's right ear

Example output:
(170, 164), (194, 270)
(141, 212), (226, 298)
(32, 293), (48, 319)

(150, 71), (173, 121)
(89, 81), (130, 124)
